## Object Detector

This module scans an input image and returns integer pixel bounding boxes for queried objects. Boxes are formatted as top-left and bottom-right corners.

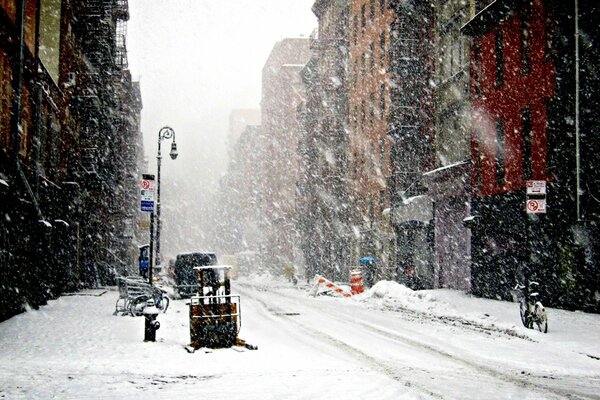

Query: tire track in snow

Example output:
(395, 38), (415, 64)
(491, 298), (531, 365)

(237, 282), (594, 400)
(238, 285), (444, 399)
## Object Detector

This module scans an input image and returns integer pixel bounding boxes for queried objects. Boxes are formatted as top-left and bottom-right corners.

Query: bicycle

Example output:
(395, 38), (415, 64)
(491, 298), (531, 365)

(515, 280), (548, 333)
(129, 284), (170, 317)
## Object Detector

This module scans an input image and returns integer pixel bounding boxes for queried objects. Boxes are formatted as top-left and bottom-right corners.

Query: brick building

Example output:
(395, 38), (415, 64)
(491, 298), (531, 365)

(0, 0), (144, 321)
(462, 0), (600, 310)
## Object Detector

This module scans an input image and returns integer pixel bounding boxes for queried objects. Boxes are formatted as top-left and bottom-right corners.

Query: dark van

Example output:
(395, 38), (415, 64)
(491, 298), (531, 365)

(174, 252), (218, 298)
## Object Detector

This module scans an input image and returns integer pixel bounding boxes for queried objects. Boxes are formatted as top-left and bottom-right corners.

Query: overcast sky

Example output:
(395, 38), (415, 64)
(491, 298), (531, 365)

(126, 0), (317, 258)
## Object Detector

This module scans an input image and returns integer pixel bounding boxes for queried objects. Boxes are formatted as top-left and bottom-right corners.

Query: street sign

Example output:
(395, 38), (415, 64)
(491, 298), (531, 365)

(526, 199), (546, 214)
(141, 174), (155, 212)
(526, 180), (546, 195)
(525, 180), (547, 214)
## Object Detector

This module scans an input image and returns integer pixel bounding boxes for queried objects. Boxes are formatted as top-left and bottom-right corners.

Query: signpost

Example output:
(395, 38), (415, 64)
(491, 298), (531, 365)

(141, 174), (155, 285)
(141, 175), (155, 212)
(526, 180), (547, 214)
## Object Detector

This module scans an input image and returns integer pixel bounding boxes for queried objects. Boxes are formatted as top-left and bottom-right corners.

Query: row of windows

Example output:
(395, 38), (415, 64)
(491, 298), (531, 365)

(352, 0), (387, 45)
(352, 33), (387, 83)
(350, 86), (388, 131)
(473, 12), (541, 95)
(352, 138), (388, 184)
(473, 107), (533, 190)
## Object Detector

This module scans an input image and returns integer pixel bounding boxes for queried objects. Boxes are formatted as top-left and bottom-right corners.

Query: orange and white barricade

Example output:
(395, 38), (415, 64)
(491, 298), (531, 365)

(310, 275), (352, 297)
(350, 269), (364, 295)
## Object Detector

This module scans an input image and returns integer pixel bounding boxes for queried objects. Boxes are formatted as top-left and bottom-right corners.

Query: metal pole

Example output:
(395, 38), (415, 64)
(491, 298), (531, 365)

(575, 0), (581, 222)
(149, 212), (154, 285)
(156, 135), (162, 268)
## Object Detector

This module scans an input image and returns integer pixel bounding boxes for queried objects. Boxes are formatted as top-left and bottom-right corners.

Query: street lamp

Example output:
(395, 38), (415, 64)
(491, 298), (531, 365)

(156, 126), (178, 269)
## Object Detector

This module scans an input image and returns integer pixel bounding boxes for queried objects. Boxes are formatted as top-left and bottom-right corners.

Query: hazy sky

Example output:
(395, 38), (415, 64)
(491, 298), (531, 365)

(126, 0), (316, 258)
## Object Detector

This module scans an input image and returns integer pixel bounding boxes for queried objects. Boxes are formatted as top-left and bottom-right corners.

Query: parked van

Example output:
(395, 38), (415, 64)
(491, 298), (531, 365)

(173, 252), (218, 298)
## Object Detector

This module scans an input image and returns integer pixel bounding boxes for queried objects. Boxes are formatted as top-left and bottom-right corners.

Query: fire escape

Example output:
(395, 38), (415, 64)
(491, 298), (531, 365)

(72, 0), (131, 278)
(387, 12), (429, 205)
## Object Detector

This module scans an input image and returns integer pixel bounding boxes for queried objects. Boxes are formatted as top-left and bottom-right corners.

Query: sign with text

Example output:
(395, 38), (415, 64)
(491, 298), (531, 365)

(525, 180), (547, 214)
(141, 174), (155, 212)
(526, 180), (547, 195)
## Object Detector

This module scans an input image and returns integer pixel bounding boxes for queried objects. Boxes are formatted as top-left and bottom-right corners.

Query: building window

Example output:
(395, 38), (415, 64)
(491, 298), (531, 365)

(370, 42), (375, 71)
(361, 99), (366, 129)
(521, 17), (531, 75)
(369, 92), (375, 124)
(380, 31), (386, 67)
(361, 52), (366, 77)
(474, 128), (483, 191)
(354, 15), (358, 44)
(379, 138), (386, 172)
(370, 143), (375, 175)
(521, 107), (532, 181)
(380, 0), (385, 14)
(496, 119), (505, 185)
(473, 41), (482, 98)
(361, 4), (366, 29)
(379, 83), (386, 118)
(495, 29), (504, 87)
(370, 0), (375, 21)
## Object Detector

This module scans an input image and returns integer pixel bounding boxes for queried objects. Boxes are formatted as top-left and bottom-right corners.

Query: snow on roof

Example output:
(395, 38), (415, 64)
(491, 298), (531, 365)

(38, 220), (52, 228)
(402, 194), (427, 205)
(192, 265), (232, 270)
(423, 160), (469, 176)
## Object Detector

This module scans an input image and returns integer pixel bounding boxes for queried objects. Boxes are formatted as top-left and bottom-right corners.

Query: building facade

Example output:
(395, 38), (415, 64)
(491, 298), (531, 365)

(422, 0), (474, 291)
(259, 38), (310, 274)
(296, 0), (352, 282)
(0, 0), (143, 321)
(463, 0), (599, 310)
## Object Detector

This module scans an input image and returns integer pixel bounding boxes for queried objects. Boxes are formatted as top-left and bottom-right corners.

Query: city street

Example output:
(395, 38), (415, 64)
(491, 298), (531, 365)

(1, 276), (599, 399)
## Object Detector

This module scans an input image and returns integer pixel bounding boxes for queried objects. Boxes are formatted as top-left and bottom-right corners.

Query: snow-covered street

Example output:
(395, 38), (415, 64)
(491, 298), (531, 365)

(1, 277), (599, 399)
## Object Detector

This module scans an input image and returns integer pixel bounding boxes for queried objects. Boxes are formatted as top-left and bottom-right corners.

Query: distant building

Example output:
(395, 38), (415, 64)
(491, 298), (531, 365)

(297, 0), (352, 282)
(228, 109), (261, 152)
(259, 38), (311, 272)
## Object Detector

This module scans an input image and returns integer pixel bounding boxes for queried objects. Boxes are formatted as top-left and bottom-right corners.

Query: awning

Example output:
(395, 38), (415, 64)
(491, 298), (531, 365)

(391, 195), (433, 226)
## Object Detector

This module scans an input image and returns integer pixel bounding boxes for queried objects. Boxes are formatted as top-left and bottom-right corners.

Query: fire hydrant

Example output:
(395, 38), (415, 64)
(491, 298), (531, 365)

(143, 298), (160, 342)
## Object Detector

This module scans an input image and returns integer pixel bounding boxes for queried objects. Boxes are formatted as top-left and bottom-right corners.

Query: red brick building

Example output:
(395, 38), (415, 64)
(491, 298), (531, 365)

(463, 0), (600, 310)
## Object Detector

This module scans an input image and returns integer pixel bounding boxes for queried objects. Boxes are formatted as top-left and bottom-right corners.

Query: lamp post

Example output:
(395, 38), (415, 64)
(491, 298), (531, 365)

(156, 126), (178, 269)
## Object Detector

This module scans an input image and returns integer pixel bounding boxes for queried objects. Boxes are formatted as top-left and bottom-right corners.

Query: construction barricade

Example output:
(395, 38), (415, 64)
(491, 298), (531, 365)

(310, 275), (352, 297)
(350, 269), (364, 295)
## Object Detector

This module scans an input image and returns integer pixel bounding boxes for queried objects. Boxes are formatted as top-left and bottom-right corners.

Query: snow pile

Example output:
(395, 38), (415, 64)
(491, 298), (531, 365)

(359, 280), (442, 312)
(356, 280), (519, 334)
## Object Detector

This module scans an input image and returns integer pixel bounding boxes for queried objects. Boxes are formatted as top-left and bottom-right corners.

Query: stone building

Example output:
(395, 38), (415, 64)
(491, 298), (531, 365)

(259, 38), (310, 273)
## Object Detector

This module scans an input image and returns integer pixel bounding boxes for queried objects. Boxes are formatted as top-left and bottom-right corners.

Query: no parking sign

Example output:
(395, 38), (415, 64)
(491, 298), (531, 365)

(141, 174), (155, 212)
(525, 180), (546, 214)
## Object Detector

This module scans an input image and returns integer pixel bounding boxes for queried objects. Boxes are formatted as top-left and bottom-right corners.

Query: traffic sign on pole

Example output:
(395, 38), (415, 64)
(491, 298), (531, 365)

(525, 180), (547, 214)
(141, 174), (155, 212)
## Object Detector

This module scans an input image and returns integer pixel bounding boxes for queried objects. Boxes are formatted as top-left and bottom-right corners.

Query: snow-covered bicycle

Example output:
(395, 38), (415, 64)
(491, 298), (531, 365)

(515, 280), (548, 333)
(128, 284), (170, 317)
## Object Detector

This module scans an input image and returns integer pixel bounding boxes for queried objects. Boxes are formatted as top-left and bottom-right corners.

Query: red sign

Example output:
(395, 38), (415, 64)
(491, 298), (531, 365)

(526, 199), (546, 214)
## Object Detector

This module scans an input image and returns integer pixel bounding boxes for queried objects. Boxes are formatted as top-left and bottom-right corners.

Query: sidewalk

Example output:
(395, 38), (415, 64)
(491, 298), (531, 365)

(357, 281), (600, 360)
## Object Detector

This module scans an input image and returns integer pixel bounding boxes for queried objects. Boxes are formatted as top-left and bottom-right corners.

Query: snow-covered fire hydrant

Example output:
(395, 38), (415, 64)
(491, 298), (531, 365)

(143, 298), (160, 342)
